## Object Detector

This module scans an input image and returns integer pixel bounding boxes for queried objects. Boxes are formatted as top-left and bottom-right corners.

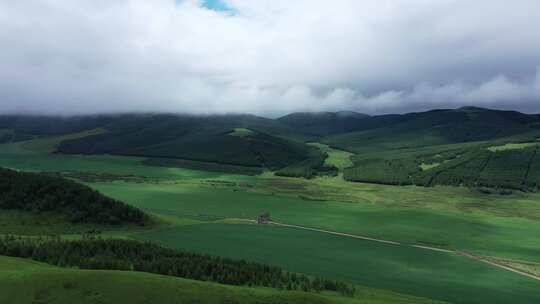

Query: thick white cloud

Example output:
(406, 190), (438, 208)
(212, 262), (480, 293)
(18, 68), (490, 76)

(0, 0), (539, 116)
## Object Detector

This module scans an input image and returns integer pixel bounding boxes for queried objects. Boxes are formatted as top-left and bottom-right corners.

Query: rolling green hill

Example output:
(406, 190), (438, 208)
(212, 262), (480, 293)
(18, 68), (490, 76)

(317, 107), (540, 190)
(0, 115), (113, 142)
(0, 114), (319, 170)
(54, 114), (319, 170)
(323, 107), (540, 152)
(0, 167), (148, 226)
(2, 107), (540, 188)
(0, 256), (442, 304)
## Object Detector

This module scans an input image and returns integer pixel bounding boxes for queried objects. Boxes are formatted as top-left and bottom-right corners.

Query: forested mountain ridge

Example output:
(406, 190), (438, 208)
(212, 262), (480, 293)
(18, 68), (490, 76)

(277, 111), (370, 136)
(2, 107), (540, 189)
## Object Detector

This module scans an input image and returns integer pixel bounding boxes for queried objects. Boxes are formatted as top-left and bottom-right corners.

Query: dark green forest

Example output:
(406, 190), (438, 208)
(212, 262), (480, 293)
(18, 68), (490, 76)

(275, 150), (337, 179)
(344, 146), (540, 191)
(0, 168), (148, 225)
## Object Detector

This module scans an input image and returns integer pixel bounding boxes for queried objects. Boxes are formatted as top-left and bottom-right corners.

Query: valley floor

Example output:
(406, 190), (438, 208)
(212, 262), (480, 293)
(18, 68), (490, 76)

(1, 139), (540, 304)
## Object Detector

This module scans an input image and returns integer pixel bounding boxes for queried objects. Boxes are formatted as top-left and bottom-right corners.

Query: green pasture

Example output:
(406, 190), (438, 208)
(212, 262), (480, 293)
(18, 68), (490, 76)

(2, 139), (540, 261)
(2, 139), (540, 304)
(308, 143), (353, 170)
(92, 180), (540, 262)
(134, 223), (540, 304)
(0, 144), (226, 181)
(229, 127), (256, 137)
(488, 142), (539, 152)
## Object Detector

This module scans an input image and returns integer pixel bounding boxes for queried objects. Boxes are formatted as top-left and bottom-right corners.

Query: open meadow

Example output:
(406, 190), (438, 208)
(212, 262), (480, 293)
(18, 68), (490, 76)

(1, 139), (540, 303)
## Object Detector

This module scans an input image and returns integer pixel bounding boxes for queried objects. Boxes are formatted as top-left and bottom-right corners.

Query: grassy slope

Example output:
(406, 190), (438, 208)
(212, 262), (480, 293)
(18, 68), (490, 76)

(308, 143), (353, 170)
(1, 256), (433, 304)
(18, 128), (106, 153)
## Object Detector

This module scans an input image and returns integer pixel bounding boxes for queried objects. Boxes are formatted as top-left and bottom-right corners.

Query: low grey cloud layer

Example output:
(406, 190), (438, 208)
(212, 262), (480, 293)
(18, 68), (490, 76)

(1, 0), (539, 116)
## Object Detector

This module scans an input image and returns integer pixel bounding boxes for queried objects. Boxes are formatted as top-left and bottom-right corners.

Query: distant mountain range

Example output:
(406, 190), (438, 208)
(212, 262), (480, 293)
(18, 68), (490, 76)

(1, 106), (539, 190)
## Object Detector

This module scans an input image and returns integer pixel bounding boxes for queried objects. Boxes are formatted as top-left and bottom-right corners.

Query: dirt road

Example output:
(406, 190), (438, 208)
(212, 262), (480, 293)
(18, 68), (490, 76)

(233, 218), (540, 282)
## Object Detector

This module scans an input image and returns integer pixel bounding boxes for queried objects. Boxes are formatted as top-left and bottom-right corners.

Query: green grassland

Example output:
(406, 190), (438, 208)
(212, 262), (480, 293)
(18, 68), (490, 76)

(1, 256), (426, 304)
(308, 143), (353, 170)
(18, 128), (106, 153)
(142, 157), (263, 175)
(2, 139), (540, 261)
(229, 127), (256, 137)
(90, 179), (540, 262)
(134, 223), (540, 304)
(2, 139), (540, 260)
(420, 162), (441, 170)
(488, 142), (539, 152)
(2, 135), (540, 303)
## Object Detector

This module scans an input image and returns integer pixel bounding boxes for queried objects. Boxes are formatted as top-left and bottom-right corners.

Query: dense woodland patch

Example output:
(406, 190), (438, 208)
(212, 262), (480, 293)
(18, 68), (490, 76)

(0, 236), (356, 297)
(344, 146), (540, 191)
(0, 168), (148, 225)
(275, 150), (337, 179)
(53, 114), (318, 170)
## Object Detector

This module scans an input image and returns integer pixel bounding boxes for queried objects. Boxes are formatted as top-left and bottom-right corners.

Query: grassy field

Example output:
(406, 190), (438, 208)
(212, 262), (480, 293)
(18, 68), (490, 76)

(488, 142), (539, 152)
(2, 141), (540, 261)
(2, 139), (540, 303)
(308, 143), (353, 170)
(133, 223), (540, 304)
(18, 128), (106, 153)
(2, 142), (540, 259)
(229, 127), (256, 137)
(1, 255), (433, 304)
(91, 180), (540, 262)
(0, 141), (222, 180)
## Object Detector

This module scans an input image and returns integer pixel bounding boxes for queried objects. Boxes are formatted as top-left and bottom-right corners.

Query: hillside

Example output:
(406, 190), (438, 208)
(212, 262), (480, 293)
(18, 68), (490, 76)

(0, 114), (319, 170)
(310, 107), (540, 190)
(0, 115), (113, 142)
(52, 114), (318, 170)
(0, 167), (148, 225)
(2, 107), (540, 187)
(0, 255), (442, 304)
(323, 107), (540, 152)
(278, 111), (370, 136)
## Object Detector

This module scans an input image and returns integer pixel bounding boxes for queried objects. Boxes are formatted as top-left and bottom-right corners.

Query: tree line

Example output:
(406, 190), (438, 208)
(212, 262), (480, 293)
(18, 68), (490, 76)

(0, 235), (356, 297)
(0, 167), (148, 225)
(276, 151), (338, 179)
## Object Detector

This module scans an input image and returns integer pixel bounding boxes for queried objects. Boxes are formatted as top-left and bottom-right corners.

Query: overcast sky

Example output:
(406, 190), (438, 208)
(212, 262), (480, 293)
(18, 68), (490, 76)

(1, 0), (540, 116)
